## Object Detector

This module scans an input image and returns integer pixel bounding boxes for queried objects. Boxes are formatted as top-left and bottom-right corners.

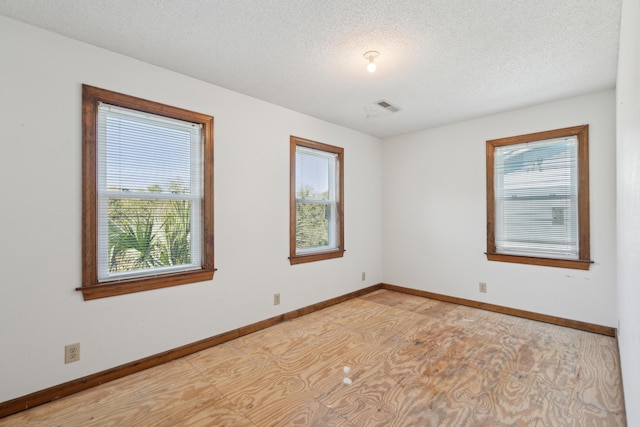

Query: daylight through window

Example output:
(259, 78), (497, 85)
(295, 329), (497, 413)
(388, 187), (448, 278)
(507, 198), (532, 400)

(97, 103), (203, 281)
(81, 85), (214, 299)
(486, 125), (591, 270)
(289, 136), (344, 264)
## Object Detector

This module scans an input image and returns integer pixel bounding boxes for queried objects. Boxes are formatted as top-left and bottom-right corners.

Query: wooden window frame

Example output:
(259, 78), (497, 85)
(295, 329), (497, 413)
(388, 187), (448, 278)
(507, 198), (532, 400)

(289, 136), (345, 265)
(486, 125), (591, 270)
(79, 85), (215, 300)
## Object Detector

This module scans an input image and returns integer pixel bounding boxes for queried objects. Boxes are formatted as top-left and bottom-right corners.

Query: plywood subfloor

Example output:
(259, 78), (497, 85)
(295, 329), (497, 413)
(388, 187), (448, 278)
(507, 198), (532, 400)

(0, 290), (626, 426)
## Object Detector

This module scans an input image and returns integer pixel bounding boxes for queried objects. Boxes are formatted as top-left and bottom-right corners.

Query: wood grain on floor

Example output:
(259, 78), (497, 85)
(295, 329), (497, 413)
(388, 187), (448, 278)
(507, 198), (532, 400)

(0, 290), (626, 426)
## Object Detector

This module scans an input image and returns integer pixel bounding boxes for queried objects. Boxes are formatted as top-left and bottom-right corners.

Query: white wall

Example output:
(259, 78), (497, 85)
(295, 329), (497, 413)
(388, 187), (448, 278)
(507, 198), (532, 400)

(616, 0), (640, 424)
(382, 90), (617, 327)
(0, 17), (383, 402)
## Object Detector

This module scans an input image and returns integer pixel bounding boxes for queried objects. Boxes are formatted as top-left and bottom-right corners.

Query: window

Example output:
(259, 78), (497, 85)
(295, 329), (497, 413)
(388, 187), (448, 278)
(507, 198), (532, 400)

(486, 125), (591, 270)
(289, 136), (344, 264)
(80, 85), (214, 300)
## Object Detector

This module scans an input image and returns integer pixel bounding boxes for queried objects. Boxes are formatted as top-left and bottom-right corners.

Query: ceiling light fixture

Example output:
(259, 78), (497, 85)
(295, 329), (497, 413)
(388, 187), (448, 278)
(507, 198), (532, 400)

(363, 50), (379, 73)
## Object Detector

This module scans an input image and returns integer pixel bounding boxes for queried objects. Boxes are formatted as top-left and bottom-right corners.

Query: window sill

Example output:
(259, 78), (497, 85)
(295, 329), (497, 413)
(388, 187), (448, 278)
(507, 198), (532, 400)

(486, 253), (592, 270)
(77, 269), (216, 300)
(289, 249), (345, 265)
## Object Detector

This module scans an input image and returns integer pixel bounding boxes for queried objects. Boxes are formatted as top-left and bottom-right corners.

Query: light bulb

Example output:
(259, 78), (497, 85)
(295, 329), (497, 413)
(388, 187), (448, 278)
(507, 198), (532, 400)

(363, 50), (380, 73)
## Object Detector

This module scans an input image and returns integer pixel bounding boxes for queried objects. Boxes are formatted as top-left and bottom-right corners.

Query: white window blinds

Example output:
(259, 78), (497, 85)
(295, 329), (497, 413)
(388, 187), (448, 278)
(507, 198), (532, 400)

(494, 136), (579, 259)
(96, 103), (203, 282)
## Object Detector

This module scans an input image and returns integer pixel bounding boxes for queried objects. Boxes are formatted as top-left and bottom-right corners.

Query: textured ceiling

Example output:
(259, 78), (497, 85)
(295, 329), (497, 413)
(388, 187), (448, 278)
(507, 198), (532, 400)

(0, 0), (622, 138)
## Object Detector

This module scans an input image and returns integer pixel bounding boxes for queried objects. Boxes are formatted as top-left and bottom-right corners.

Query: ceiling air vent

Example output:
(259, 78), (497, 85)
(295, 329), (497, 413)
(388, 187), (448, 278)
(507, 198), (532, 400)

(376, 100), (400, 113)
(363, 100), (402, 118)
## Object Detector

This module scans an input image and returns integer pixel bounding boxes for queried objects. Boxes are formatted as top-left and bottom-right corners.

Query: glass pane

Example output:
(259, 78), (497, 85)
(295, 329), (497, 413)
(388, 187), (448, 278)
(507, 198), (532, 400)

(496, 197), (577, 257)
(107, 198), (192, 274)
(496, 137), (577, 198)
(494, 136), (578, 258)
(102, 110), (195, 195)
(296, 202), (331, 251)
(296, 149), (335, 201)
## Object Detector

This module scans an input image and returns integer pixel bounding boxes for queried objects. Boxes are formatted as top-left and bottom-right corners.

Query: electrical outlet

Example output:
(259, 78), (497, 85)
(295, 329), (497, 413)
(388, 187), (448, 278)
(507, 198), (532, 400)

(274, 293), (280, 305)
(65, 343), (80, 364)
(479, 282), (487, 293)
(361, 272), (366, 281)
